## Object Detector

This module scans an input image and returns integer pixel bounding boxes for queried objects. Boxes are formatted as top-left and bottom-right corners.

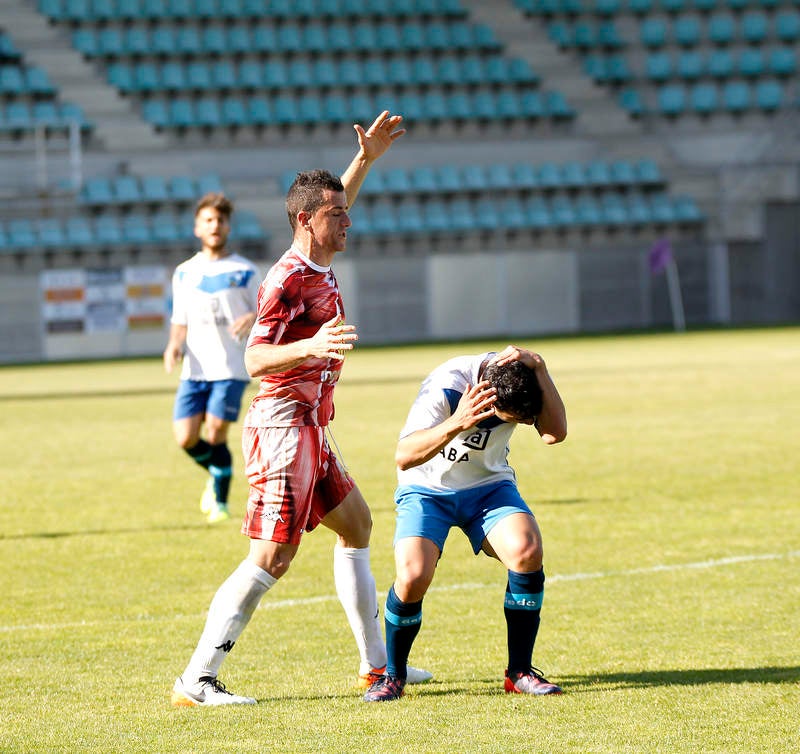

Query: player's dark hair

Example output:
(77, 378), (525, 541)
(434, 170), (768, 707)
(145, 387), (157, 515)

(194, 192), (233, 219)
(286, 169), (345, 232)
(482, 360), (543, 423)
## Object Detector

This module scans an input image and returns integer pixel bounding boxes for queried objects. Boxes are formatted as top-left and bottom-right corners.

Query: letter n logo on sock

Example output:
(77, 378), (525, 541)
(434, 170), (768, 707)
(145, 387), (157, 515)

(215, 640), (235, 652)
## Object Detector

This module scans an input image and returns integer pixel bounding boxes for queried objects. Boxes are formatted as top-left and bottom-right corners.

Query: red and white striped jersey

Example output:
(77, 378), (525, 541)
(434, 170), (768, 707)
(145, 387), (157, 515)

(244, 246), (345, 428)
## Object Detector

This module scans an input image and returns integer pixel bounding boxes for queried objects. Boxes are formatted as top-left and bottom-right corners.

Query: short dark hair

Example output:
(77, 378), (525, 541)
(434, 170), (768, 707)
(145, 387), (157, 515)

(285, 169), (344, 231)
(482, 359), (543, 423)
(194, 192), (233, 219)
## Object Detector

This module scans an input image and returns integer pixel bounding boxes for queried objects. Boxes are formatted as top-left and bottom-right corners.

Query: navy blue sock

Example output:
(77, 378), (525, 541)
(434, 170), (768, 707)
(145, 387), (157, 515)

(209, 443), (232, 503)
(384, 585), (423, 681)
(185, 439), (213, 469)
(504, 569), (545, 674)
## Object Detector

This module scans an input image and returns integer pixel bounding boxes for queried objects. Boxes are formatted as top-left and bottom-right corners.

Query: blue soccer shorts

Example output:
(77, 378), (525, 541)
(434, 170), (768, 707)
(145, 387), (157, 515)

(173, 378), (249, 422)
(393, 479), (533, 554)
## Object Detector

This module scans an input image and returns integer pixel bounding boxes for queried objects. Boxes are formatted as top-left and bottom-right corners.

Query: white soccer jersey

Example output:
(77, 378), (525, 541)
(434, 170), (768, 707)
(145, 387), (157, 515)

(170, 251), (260, 381)
(397, 352), (518, 492)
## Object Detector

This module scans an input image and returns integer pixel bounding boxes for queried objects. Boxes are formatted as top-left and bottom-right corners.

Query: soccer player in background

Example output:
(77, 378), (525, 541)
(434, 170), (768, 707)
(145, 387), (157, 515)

(163, 193), (260, 524)
(171, 112), (430, 707)
(363, 345), (567, 702)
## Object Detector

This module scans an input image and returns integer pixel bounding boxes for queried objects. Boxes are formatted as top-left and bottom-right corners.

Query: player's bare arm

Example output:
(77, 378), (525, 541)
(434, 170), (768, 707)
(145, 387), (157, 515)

(491, 346), (568, 444)
(341, 111), (406, 208)
(163, 323), (187, 373)
(245, 316), (357, 377)
(395, 381), (497, 470)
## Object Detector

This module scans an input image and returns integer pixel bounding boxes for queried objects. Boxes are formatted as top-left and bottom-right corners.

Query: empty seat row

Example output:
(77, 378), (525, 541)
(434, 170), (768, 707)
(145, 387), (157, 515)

(80, 172), (223, 206)
(335, 159), (665, 199)
(547, 20), (626, 48)
(347, 192), (703, 236)
(657, 77), (786, 112)
(0, 211), (268, 252)
(141, 88), (575, 130)
(39, 0), (466, 24)
(644, 46), (797, 79)
(106, 55), (539, 94)
(639, 10), (800, 47)
(519, 0), (800, 16)
(70, 19), (501, 58)
(0, 65), (58, 97)
(0, 101), (92, 133)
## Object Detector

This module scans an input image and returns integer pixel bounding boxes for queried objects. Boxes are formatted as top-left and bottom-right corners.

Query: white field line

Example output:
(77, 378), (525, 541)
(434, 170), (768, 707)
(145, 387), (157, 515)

(3, 550), (798, 633)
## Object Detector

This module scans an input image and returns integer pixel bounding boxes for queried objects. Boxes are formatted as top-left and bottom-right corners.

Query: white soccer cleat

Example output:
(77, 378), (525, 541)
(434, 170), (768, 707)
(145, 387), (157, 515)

(200, 478), (215, 514)
(206, 502), (231, 524)
(171, 676), (256, 707)
(406, 665), (433, 685)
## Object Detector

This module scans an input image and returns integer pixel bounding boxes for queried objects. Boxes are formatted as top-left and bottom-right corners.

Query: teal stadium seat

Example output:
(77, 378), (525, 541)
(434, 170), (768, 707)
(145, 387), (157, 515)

(195, 99), (223, 128)
(142, 100), (169, 129)
(410, 166), (439, 193)
(741, 11), (768, 45)
(585, 160), (612, 187)
(437, 164), (462, 193)
(673, 15), (701, 46)
(562, 161), (588, 188)
(151, 212), (183, 243)
(134, 62), (160, 92)
(423, 199), (451, 233)
(646, 52), (673, 81)
(691, 82), (719, 114)
(447, 91), (473, 120)
(775, 11), (800, 43)
(65, 217), (95, 246)
(618, 87), (645, 116)
(123, 214), (155, 244)
(95, 215), (124, 245)
(141, 175), (169, 204)
(247, 97), (272, 126)
(677, 49), (705, 79)
(499, 196), (527, 230)
(170, 99), (197, 128)
(755, 79), (782, 111)
(738, 48), (764, 78)
(169, 175), (197, 202)
(125, 28), (150, 57)
(600, 192), (629, 225)
(227, 26), (252, 54)
(707, 13), (735, 45)
(708, 48), (734, 78)
(640, 18), (667, 47)
(449, 198), (477, 232)
(202, 27), (228, 55)
(113, 175), (142, 204)
(187, 62), (213, 91)
(636, 159), (663, 186)
(322, 93), (348, 123)
(150, 27), (176, 56)
(575, 195), (603, 226)
(38, 218), (66, 248)
(251, 26), (277, 53)
(722, 80), (750, 112)
(550, 195), (577, 227)
(82, 176), (113, 205)
(537, 162), (564, 189)
(525, 197), (553, 229)
(512, 163), (539, 190)
(486, 164), (514, 191)
(659, 84), (687, 115)
(395, 201), (426, 235)
(627, 193), (653, 225)
(220, 95), (250, 128)
(9, 219), (38, 249)
(768, 48), (796, 77)
(383, 168), (412, 195)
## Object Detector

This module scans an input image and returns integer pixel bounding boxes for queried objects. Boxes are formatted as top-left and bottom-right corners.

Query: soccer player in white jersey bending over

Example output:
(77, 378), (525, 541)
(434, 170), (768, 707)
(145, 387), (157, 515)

(363, 345), (568, 702)
(171, 112), (430, 707)
(163, 193), (260, 524)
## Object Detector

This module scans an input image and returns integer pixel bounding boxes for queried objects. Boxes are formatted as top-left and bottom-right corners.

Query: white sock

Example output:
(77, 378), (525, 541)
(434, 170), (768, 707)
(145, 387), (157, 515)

(333, 545), (387, 675)
(182, 559), (276, 686)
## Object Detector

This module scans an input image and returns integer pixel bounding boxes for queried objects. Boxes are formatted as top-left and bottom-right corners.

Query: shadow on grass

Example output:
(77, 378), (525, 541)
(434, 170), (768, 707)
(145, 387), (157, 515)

(0, 523), (213, 540)
(373, 666), (800, 700)
(559, 666), (800, 690)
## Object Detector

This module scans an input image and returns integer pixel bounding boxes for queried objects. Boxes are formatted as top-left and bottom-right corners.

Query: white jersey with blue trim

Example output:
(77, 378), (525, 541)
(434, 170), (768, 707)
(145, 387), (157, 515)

(170, 251), (260, 381)
(397, 352), (517, 492)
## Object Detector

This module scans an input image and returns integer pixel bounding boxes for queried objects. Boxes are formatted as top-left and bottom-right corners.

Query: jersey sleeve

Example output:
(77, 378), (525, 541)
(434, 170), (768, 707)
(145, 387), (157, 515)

(399, 375), (463, 439)
(169, 268), (188, 326)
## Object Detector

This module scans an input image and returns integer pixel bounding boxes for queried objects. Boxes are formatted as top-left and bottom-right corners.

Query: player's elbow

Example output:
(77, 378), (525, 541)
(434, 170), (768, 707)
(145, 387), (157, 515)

(541, 426), (567, 445)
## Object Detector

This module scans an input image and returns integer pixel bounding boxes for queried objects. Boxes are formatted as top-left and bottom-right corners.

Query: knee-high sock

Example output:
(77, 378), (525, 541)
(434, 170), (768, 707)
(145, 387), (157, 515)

(185, 439), (213, 469)
(384, 585), (423, 681)
(182, 559), (276, 684)
(504, 568), (545, 674)
(208, 443), (232, 503)
(333, 546), (386, 674)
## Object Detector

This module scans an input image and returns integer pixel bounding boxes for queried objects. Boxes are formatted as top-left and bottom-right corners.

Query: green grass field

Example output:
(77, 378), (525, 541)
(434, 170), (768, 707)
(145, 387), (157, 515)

(1, 327), (798, 753)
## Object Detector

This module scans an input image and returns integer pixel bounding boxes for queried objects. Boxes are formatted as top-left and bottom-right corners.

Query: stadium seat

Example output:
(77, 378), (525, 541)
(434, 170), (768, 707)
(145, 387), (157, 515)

(677, 50), (705, 79)
(26, 67), (56, 97)
(82, 176), (114, 205)
(170, 99), (196, 128)
(775, 11), (800, 43)
(247, 97), (272, 126)
(741, 11), (768, 45)
(322, 93), (348, 123)
(707, 13), (735, 46)
(169, 175), (197, 202)
(673, 15), (701, 46)
(722, 80), (750, 112)
(410, 165), (438, 193)
(486, 163), (514, 191)
(381, 168), (410, 195)
(520, 91), (545, 121)
(395, 201), (426, 235)
(690, 82), (719, 114)
(600, 192), (629, 225)
(574, 195), (603, 226)
(423, 199), (451, 233)
(142, 100), (169, 129)
(499, 196), (528, 230)
(640, 18), (668, 47)
(65, 216), (95, 247)
(627, 193), (653, 225)
(738, 48), (764, 78)
(212, 61), (238, 89)
(585, 160), (612, 188)
(8, 219), (38, 249)
(134, 62), (160, 92)
(618, 87), (645, 116)
(122, 214), (155, 244)
(636, 159), (663, 186)
(512, 163), (539, 190)
(708, 49), (734, 78)
(768, 48), (796, 78)
(437, 164), (462, 193)
(754, 79), (782, 111)
(113, 175), (142, 204)
(151, 211), (184, 243)
(610, 160), (637, 188)
(197, 173), (223, 195)
(658, 84), (687, 115)
(650, 193), (676, 223)
(150, 27), (176, 56)
(550, 195), (577, 227)
(141, 175), (169, 204)
(673, 194), (703, 222)
(369, 202), (400, 235)
(525, 197), (553, 229)
(232, 211), (267, 240)
(94, 215), (124, 245)
(562, 161), (588, 188)
(537, 162), (564, 190)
